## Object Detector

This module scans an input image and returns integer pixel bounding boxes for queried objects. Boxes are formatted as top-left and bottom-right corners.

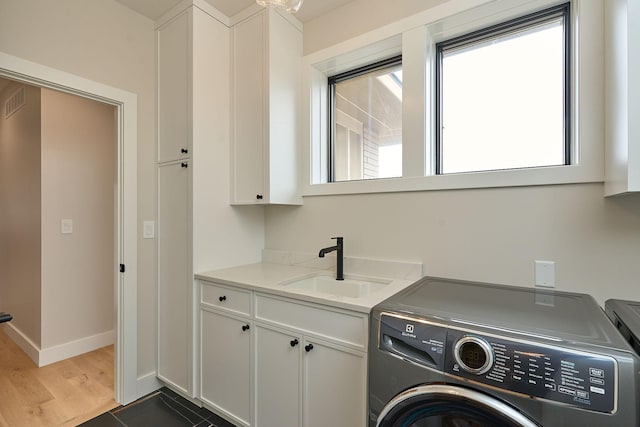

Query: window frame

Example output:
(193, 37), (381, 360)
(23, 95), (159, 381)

(327, 55), (403, 182)
(301, 0), (604, 197)
(435, 3), (571, 175)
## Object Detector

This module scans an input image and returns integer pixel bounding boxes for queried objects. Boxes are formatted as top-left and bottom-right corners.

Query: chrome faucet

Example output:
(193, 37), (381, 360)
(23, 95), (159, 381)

(319, 237), (344, 281)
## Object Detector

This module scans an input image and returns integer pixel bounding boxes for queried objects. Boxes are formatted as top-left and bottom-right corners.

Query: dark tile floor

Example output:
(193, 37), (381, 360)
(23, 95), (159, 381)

(80, 388), (237, 427)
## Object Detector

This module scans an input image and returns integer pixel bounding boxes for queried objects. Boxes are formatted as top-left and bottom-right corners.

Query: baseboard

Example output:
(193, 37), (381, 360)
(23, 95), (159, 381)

(3, 323), (40, 365)
(137, 372), (163, 398)
(39, 330), (115, 367)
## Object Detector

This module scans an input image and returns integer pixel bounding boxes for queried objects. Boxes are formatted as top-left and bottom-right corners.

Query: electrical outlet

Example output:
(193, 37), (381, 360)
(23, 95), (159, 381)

(535, 260), (555, 288)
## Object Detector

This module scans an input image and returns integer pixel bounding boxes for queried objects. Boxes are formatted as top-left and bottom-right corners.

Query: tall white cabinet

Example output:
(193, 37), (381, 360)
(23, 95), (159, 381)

(156, 3), (234, 396)
(231, 8), (303, 205)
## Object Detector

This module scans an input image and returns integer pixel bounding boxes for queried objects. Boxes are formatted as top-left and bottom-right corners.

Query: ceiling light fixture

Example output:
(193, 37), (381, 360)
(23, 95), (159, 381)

(256, 0), (303, 13)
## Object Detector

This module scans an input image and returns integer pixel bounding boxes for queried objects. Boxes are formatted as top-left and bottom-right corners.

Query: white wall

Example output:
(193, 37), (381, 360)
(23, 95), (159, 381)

(302, 0), (448, 55)
(0, 0), (157, 377)
(40, 88), (115, 350)
(266, 1), (640, 306)
(266, 184), (640, 305)
(0, 82), (42, 347)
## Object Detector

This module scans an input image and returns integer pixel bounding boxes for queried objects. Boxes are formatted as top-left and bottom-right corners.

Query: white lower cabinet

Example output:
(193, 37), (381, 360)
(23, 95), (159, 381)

(254, 294), (368, 427)
(255, 324), (366, 427)
(199, 280), (368, 427)
(201, 308), (252, 427)
(255, 325), (301, 426)
(303, 338), (366, 427)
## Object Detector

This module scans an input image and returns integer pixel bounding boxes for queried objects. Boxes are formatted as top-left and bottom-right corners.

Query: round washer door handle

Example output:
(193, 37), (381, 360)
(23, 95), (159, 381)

(305, 344), (314, 352)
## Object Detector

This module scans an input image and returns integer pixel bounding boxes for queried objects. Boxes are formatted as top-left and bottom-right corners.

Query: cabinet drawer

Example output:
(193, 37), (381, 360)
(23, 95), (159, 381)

(201, 281), (252, 316)
(255, 294), (367, 349)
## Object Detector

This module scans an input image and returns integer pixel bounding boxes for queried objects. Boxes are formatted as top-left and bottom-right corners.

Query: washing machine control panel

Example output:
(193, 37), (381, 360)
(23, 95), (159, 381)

(378, 313), (617, 414)
(445, 328), (617, 414)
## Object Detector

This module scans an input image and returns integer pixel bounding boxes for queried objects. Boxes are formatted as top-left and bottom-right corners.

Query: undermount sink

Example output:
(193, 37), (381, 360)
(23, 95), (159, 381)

(283, 274), (390, 298)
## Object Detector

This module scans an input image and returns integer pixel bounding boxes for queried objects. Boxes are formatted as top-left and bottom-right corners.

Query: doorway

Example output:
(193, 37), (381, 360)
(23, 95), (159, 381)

(0, 77), (116, 360)
(0, 51), (138, 405)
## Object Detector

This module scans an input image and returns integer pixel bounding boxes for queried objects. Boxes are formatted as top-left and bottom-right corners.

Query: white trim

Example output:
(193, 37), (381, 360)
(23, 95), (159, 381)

(0, 51), (138, 405)
(39, 330), (115, 367)
(229, 3), (264, 27)
(2, 324), (112, 367)
(3, 323), (40, 365)
(156, 0), (230, 29)
(303, 165), (601, 196)
(137, 372), (164, 397)
(303, 0), (495, 66)
(229, 3), (303, 30)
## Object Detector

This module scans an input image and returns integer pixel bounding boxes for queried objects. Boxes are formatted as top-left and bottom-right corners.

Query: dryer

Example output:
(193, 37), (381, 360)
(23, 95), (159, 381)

(369, 277), (640, 426)
(605, 299), (640, 355)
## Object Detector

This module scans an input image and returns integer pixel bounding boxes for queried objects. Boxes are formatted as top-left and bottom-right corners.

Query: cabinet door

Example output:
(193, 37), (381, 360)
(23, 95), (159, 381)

(157, 161), (190, 391)
(303, 339), (367, 427)
(255, 325), (300, 427)
(201, 310), (252, 426)
(232, 12), (265, 204)
(158, 11), (190, 163)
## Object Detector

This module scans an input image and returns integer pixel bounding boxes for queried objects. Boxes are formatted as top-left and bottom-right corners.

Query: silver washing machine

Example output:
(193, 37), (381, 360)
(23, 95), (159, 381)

(605, 299), (640, 355)
(369, 277), (640, 426)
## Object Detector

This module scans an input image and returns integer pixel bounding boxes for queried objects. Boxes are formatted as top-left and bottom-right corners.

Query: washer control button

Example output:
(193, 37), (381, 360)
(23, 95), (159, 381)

(454, 336), (494, 375)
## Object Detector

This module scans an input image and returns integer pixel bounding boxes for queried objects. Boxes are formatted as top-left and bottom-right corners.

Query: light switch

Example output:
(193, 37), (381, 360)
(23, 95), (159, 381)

(143, 221), (155, 239)
(61, 219), (73, 234)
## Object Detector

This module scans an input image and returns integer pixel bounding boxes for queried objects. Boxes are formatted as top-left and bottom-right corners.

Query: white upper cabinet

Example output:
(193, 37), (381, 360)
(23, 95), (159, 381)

(605, 0), (640, 195)
(231, 9), (303, 205)
(157, 11), (190, 163)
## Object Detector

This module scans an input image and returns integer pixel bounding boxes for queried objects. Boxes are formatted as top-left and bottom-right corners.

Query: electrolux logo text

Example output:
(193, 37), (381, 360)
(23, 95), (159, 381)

(402, 323), (416, 338)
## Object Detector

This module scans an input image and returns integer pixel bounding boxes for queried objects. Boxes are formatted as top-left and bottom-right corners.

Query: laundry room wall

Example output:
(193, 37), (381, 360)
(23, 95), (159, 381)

(40, 88), (116, 360)
(0, 82), (42, 349)
(302, 0), (449, 55)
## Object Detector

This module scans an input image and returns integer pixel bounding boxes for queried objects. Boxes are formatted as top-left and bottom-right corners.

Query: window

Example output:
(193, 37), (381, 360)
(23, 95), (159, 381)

(436, 3), (570, 174)
(305, 0), (602, 196)
(328, 56), (402, 182)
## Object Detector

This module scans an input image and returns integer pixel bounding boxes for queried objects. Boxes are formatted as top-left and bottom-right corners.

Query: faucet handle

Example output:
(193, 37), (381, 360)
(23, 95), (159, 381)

(331, 236), (343, 241)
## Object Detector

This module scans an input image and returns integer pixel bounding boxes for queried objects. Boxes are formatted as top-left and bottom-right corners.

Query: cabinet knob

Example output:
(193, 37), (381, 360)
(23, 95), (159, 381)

(242, 324), (250, 332)
(305, 343), (314, 352)
(290, 339), (299, 347)
(181, 148), (189, 154)
(181, 162), (188, 168)
(218, 296), (227, 302)
(256, 194), (263, 200)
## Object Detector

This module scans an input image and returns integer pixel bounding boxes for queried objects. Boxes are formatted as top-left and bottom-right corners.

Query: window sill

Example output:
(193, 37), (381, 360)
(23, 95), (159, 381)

(302, 165), (603, 197)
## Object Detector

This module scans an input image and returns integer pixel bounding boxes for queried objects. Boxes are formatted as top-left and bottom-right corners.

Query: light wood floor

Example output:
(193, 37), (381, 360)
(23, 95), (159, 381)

(0, 326), (119, 426)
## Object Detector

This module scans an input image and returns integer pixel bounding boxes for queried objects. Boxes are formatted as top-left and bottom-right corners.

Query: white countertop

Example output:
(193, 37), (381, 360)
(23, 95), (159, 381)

(195, 262), (418, 313)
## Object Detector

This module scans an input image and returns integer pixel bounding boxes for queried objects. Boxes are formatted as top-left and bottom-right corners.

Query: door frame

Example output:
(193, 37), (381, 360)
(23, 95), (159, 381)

(0, 51), (138, 405)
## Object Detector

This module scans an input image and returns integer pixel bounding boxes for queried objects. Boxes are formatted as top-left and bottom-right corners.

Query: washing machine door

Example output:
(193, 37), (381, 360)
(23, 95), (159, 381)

(377, 384), (539, 427)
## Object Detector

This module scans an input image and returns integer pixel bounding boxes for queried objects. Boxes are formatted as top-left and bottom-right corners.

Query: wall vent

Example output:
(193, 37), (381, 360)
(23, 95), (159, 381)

(4, 86), (26, 118)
